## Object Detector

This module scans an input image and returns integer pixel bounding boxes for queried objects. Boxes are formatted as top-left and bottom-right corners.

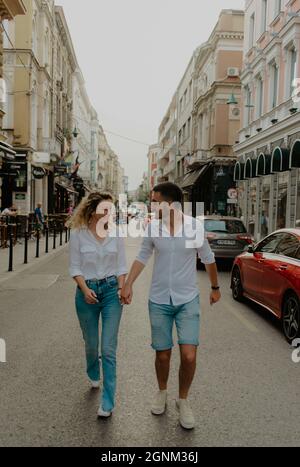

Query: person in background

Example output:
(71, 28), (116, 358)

(67, 204), (74, 216)
(34, 203), (44, 232)
(1, 205), (18, 218)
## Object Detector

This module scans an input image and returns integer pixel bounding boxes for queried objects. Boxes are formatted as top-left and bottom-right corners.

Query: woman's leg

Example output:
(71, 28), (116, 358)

(75, 288), (101, 382)
(100, 285), (123, 412)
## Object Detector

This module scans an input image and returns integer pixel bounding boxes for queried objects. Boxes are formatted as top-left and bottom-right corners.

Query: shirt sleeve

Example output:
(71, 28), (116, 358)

(197, 238), (215, 265)
(136, 226), (154, 266)
(69, 230), (83, 278)
(117, 237), (128, 277)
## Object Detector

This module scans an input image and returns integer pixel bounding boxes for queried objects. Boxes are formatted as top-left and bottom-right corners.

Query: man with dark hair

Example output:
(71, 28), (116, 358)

(122, 182), (221, 430)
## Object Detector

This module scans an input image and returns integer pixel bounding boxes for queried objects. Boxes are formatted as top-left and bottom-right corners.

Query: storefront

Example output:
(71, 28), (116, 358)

(176, 161), (236, 217)
(234, 140), (300, 240)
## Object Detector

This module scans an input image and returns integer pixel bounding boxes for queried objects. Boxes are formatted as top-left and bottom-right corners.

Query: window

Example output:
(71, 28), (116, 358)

(261, 0), (268, 34)
(290, 48), (297, 96)
(256, 233), (285, 253)
(276, 234), (300, 258)
(256, 77), (264, 118)
(249, 13), (255, 48)
(205, 220), (246, 234)
(274, 0), (282, 17)
(245, 86), (252, 125)
(271, 63), (279, 109)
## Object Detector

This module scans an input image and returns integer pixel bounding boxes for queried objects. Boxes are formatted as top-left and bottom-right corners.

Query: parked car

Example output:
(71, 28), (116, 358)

(197, 216), (252, 268)
(231, 229), (300, 343)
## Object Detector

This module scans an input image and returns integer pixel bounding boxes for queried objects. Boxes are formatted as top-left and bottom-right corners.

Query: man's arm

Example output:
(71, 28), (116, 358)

(205, 263), (221, 305)
(121, 260), (145, 304)
(122, 226), (154, 304)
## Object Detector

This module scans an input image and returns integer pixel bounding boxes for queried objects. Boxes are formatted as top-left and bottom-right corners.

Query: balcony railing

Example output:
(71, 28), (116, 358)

(238, 98), (298, 143)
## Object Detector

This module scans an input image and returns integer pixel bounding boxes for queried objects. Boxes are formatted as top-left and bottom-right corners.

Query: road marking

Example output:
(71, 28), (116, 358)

(225, 300), (259, 333)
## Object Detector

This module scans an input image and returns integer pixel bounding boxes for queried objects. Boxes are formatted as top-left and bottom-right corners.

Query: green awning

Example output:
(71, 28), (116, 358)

(244, 158), (257, 179)
(271, 147), (290, 173)
(256, 153), (271, 176)
(289, 140), (300, 169)
(233, 161), (245, 181)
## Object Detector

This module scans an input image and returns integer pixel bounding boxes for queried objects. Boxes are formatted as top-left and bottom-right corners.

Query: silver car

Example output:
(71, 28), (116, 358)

(197, 216), (253, 266)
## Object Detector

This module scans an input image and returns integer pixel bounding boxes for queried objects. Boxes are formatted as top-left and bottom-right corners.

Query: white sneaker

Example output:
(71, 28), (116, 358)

(176, 399), (195, 430)
(151, 390), (168, 415)
(90, 380), (100, 389)
(97, 407), (112, 418)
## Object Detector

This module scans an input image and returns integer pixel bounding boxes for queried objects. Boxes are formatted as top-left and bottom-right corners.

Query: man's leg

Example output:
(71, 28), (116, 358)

(179, 345), (197, 399)
(149, 300), (174, 415)
(155, 349), (172, 391)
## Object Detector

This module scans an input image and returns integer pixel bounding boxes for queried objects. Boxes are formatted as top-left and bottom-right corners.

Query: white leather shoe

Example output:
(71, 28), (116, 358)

(176, 399), (195, 430)
(151, 390), (167, 415)
(97, 407), (112, 418)
(90, 380), (100, 389)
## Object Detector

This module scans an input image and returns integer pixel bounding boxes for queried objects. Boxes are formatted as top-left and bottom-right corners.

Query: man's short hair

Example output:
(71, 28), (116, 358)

(153, 182), (183, 204)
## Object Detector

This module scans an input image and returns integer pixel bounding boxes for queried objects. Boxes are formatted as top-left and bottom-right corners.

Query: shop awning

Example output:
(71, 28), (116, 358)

(289, 140), (300, 169)
(233, 161), (245, 181)
(256, 153), (271, 176)
(244, 157), (257, 179)
(271, 147), (290, 173)
(55, 182), (79, 195)
(0, 141), (16, 160)
(177, 163), (212, 190)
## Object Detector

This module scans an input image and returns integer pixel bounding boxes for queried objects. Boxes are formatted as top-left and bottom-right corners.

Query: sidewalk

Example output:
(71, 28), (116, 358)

(0, 234), (69, 283)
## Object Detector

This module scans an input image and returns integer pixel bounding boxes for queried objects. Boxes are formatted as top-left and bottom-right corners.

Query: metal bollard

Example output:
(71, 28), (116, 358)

(60, 227), (63, 246)
(53, 225), (56, 250)
(36, 229), (40, 258)
(8, 226), (13, 272)
(65, 227), (68, 244)
(45, 226), (49, 254)
(24, 231), (29, 264)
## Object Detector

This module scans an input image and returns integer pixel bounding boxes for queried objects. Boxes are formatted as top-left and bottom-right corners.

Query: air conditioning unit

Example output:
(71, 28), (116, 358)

(227, 67), (240, 77)
(229, 106), (241, 121)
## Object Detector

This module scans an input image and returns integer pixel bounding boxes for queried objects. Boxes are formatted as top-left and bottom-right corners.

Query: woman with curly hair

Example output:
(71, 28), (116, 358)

(68, 192), (128, 418)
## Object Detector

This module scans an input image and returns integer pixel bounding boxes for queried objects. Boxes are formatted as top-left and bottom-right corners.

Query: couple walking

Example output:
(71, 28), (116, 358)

(69, 182), (221, 430)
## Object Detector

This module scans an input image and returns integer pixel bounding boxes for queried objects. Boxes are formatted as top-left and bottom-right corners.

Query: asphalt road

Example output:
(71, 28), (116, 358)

(0, 238), (300, 447)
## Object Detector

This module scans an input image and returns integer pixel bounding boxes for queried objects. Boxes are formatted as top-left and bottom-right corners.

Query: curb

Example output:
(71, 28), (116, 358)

(0, 244), (68, 285)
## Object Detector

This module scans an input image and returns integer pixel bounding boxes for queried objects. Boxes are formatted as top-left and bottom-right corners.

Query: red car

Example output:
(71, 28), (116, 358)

(231, 229), (300, 343)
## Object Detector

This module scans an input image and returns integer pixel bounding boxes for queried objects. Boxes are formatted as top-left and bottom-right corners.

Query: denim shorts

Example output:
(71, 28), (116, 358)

(148, 295), (200, 351)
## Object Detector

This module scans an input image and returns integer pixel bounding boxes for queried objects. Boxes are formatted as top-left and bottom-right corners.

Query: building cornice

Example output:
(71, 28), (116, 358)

(0, 0), (26, 19)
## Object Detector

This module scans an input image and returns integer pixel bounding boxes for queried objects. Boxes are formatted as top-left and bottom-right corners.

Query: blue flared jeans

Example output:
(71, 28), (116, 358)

(75, 276), (123, 412)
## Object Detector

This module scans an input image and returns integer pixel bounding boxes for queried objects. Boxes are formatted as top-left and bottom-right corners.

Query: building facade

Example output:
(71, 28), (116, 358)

(234, 0), (300, 240)
(147, 143), (159, 193)
(0, 0), (125, 213)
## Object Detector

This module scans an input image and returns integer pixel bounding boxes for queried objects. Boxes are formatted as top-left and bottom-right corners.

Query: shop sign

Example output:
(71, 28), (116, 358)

(32, 152), (50, 164)
(32, 166), (46, 179)
(228, 188), (238, 200)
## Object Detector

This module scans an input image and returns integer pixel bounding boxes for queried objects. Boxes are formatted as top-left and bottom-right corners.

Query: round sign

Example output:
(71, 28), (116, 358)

(228, 188), (238, 199)
(32, 166), (46, 179)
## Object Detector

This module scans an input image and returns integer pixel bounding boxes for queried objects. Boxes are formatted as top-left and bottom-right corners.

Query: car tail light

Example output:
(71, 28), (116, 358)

(237, 235), (253, 244)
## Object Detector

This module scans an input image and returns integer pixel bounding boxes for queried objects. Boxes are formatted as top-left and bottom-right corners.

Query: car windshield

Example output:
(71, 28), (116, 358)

(205, 220), (247, 234)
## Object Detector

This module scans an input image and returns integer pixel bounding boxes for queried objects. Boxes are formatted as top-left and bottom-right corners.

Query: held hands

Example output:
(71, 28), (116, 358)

(210, 289), (221, 306)
(121, 283), (133, 305)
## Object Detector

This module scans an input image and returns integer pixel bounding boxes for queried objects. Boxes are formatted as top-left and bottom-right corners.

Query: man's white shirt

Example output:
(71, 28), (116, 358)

(136, 215), (215, 306)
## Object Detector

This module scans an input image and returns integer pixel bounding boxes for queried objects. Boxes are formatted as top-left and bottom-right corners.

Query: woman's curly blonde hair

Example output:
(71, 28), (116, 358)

(66, 192), (114, 230)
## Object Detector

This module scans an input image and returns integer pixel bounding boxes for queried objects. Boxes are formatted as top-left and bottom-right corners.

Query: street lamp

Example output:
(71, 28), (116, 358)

(72, 126), (79, 138)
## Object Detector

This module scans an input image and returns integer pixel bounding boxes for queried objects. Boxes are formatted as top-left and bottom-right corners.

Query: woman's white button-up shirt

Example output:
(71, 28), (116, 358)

(69, 228), (128, 280)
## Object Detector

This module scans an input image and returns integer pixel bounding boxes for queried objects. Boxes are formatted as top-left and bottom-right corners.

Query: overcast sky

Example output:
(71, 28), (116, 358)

(58, 0), (244, 190)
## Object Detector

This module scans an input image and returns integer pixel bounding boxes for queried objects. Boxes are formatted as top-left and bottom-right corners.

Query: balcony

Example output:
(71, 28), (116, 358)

(163, 160), (176, 176)
(158, 135), (177, 160)
(238, 98), (299, 145)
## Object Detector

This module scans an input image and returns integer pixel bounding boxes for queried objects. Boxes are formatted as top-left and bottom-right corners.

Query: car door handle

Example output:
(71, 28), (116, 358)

(276, 265), (288, 271)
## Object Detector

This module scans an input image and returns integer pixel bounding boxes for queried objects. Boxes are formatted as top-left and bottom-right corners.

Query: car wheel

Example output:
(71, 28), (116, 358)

(282, 292), (300, 345)
(231, 267), (243, 302)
